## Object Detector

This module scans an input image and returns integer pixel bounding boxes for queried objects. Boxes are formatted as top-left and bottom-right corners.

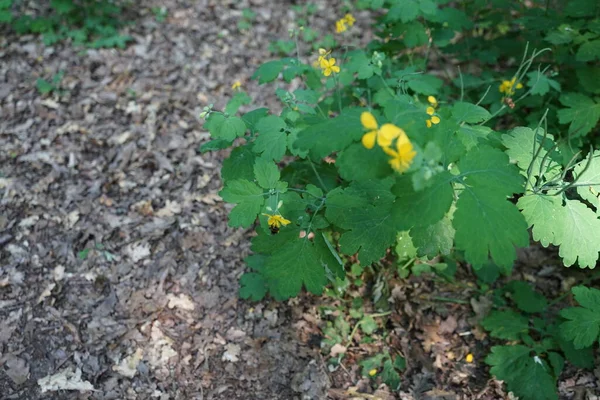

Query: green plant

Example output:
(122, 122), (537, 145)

(202, 0), (600, 396)
(237, 8), (255, 31)
(151, 6), (167, 23)
(481, 282), (598, 400)
(36, 71), (64, 95)
(3, 0), (132, 48)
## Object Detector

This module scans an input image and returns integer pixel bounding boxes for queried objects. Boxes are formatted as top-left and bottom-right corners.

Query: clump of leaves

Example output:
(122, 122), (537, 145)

(4, 0), (132, 48)
(482, 283), (597, 400)
(36, 71), (64, 95)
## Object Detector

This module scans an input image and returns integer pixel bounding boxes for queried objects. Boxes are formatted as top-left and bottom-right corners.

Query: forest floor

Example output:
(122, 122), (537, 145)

(0, 1), (598, 399)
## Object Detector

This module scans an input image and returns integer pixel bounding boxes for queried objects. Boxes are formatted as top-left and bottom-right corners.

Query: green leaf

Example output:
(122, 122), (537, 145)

(410, 216), (455, 258)
(452, 102), (491, 124)
(502, 127), (562, 180)
(560, 286), (600, 349)
(199, 138), (232, 153)
(517, 194), (563, 247)
(224, 91), (252, 115)
(326, 181), (396, 265)
(506, 281), (548, 314)
(486, 345), (558, 400)
(557, 93), (600, 137)
(337, 144), (392, 182)
(219, 179), (264, 228)
(205, 114), (246, 141)
(482, 310), (530, 340)
(294, 108), (365, 159)
(406, 74), (443, 95)
(565, 0), (599, 17)
(576, 67), (600, 94)
(386, 0), (419, 22)
(253, 115), (288, 161)
(555, 199), (600, 268)
(252, 60), (284, 84)
(556, 334), (595, 369)
(345, 51), (375, 80)
(453, 146), (529, 268)
(576, 40), (600, 62)
(337, 205), (397, 265)
(457, 125), (491, 150)
(253, 158), (280, 189)
(403, 22), (428, 48)
(382, 358), (401, 391)
(526, 71), (561, 96)
(36, 78), (54, 94)
(239, 272), (267, 301)
(573, 151), (600, 210)
(242, 108), (270, 133)
(263, 237), (329, 299)
(222, 146), (256, 182)
(392, 172), (454, 230)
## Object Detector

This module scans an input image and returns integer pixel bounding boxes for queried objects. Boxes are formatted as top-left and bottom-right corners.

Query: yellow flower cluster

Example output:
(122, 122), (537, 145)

(316, 48), (340, 77)
(361, 111), (416, 174)
(499, 77), (523, 96)
(335, 13), (356, 33)
(425, 96), (440, 128)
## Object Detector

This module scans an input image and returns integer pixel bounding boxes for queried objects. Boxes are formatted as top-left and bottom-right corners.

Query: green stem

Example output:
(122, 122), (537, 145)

(309, 159), (328, 193)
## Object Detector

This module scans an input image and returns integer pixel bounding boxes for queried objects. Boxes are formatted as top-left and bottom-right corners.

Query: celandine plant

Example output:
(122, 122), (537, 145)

(202, 1), (600, 398)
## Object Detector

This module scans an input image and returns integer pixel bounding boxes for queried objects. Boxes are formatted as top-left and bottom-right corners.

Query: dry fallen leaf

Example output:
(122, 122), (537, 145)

(113, 348), (144, 378)
(155, 200), (182, 217)
(167, 293), (195, 311)
(38, 368), (95, 393)
(222, 343), (241, 363)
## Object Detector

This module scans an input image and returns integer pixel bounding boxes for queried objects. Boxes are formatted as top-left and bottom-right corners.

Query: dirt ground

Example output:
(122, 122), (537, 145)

(1, 1), (599, 400)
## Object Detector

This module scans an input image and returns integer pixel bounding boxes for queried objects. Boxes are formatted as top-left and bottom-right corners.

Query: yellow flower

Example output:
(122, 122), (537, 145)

(335, 19), (347, 33)
(499, 77), (523, 96)
(427, 96), (438, 106)
(360, 112), (405, 149)
(344, 13), (356, 27)
(384, 133), (417, 173)
(425, 103), (441, 128)
(231, 80), (242, 90)
(320, 57), (340, 76)
(262, 213), (291, 228)
(368, 368), (378, 377)
(466, 353), (474, 363)
(313, 48), (332, 67)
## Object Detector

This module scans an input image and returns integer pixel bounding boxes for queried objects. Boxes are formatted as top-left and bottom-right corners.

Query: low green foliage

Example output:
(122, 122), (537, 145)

(202, 0), (600, 395)
(36, 71), (64, 95)
(1, 0), (132, 47)
(481, 282), (597, 400)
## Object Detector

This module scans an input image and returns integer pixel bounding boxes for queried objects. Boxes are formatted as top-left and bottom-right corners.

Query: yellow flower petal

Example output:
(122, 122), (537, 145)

(426, 106), (435, 116)
(344, 13), (356, 27)
(231, 81), (241, 90)
(361, 131), (377, 149)
(360, 111), (378, 130)
(329, 58), (337, 66)
(320, 58), (330, 69)
(426, 119), (432, 128)
(427, 95), (437, 105)
(323, 68), (331, 77)
(516, 83), (523, 89)
(335, 19), (347, 33)
(368, 369), (377, 377)
(431, 115), (440, 124)
(331, 65), (340, 73)
(378, 123), (404, 147)
(466, 353), (474, 363)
